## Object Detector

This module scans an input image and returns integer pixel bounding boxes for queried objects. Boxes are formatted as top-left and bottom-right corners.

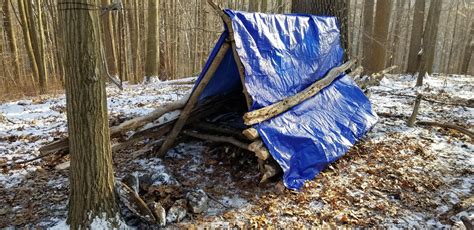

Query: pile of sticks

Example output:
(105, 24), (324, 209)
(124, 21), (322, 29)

(38, 91), (283, 183)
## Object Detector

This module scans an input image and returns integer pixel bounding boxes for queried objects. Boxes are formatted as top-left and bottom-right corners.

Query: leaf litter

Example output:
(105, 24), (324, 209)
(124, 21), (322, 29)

(0, 75), (472, 228)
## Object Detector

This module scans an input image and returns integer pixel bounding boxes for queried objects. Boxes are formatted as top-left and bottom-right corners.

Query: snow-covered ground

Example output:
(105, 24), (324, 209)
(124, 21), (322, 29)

(0, 74), (472, 228)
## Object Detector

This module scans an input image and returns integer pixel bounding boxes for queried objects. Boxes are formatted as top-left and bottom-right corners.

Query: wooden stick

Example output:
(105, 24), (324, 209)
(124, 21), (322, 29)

(417, 121), (474, 139)
(207, 0), (252, 109)
(183, 130), (251, 151)
(348, 66), (364, 77)
(248, 140), (270, 160)
(192, 122), (244, 139)
(39, 97), (188, 155)
(370, 65), (397, 79)
(242, 127), (259, 140)
(260, 160), (282, 183)
(157, 42), (231, 157)
(407, 94), (423, 127)
(243, 59), (356, 125)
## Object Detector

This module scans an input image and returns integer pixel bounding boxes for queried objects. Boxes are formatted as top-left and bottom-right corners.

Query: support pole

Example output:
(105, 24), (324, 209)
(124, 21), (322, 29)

(207, 0), (253, 109)
(156, 42), (231, 157)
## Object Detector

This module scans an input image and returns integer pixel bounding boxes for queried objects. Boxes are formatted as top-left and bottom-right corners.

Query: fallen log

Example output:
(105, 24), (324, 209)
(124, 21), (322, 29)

(243, 59), (356, 125)
(417, 121), (474, 139)
(39, 96), (188, 155)
(242, 127), (259, 140)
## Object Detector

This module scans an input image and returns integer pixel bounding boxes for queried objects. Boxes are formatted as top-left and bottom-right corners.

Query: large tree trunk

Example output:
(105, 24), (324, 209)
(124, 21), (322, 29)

(58, 0), (118, 228)
(416, 0), (442, 86)
(406, 0), (425, 73)
(145, 0), (160, 81)
(291, 0), (349, 61)
(362, 0), (375, 74)
(367, 0), (391, 73)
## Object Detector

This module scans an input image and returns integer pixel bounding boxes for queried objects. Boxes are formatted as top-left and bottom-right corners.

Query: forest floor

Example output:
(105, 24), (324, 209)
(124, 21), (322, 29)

(0, 74), (472, 228)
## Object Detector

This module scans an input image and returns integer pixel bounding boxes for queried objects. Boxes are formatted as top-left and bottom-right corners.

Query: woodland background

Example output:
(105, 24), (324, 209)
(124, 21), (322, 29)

(0, 0), (473, 99)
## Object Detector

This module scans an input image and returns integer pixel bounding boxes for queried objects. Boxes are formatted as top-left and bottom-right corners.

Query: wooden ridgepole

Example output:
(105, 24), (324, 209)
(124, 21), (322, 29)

(207, 0), (253, 109)
(156, 42), (231, 157)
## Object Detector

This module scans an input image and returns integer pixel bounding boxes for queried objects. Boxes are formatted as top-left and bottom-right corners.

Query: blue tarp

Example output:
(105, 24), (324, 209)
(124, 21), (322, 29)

(193, 10), (378, 190)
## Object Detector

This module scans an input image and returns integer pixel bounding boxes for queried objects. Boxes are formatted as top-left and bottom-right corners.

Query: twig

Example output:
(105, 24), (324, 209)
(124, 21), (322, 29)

(417, 121), (474, 139)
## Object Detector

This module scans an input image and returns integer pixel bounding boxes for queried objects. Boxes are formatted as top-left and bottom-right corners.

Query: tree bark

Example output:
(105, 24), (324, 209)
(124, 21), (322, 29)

(145, 0), (160, 81)
(2, 0), (22, 85)
(18, 0), (39, 87)
(406, 0), (425, 73)
(361, 0), (375, 74)
(58, 0), (118, 228)
(460, 20), (474, 74)
(415, 0), (442, 86)
(367, 0), (391, 73)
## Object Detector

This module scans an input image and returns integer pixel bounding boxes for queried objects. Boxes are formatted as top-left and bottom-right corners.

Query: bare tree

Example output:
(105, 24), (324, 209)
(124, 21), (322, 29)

(416, 0), (442, 86)
(367, 0), (391, 74)
(58, 0), (119, 227)
(145, 0), (160, 82)
(362, 0), (375, 72)
(406, 0), (425, 73)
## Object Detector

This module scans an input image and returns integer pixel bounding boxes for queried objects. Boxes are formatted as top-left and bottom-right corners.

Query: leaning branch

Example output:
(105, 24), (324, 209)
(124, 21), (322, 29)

(417, 121), (474, 139)
(243, 59), (356, 125)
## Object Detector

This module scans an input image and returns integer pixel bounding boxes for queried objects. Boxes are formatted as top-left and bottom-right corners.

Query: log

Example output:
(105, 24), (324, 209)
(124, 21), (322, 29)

(260, 160), (282, 183)
(207, 0), (252, 109)
(109, 95), (188, 137)
(242, 128), (259, 140)
(243, 59), (356, 125)
(248, 140), (270, 160)
(157, 42), (231, 157)
(183, 130), (251, 151)
(39, 96), (188, 155)
(417, 121), (474, 139)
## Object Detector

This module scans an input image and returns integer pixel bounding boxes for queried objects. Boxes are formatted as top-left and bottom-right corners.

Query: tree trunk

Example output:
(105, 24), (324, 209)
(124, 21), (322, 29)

(26, 0), (48, 94)
(58, 0), (118, 228)
(2, 0), (22, 86)
(18, 0), (39, 89)
(101, 0), (119, 76)
(389, 0), (406, 68)
(460, 13), (474, 74)
(145, 0), (160, 81)
(416, 0), (442, 86)
(406, 0), (425, 73)
(291, 0), (349, 61)
(367, 0), (391, 74)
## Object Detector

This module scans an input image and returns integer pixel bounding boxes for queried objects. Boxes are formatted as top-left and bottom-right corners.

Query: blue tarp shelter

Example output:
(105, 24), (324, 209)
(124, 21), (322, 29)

(182, 9), (378, 190)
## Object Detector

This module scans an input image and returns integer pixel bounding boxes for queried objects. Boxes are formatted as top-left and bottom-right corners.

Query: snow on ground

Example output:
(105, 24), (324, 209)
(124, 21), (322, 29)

(0, 74), (472, 228)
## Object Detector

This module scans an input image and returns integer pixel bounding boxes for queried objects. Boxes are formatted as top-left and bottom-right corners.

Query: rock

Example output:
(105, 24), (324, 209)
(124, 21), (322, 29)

(122, 172), (140, 194)
(139, 171), (179, 192)
(115, 181), (155, 223)
(166, 199), (187, 223)
(148, 201), (166, 227)
(54, 161), (70, 170)
(186, 189), (208, 214)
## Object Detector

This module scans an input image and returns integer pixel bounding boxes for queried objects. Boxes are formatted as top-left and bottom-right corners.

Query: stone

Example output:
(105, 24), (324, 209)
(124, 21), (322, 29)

(148, 201), (166, 227)
(122, 172), (140, 194)
(186, 189), (209, 214)
(166, 199), (187, 223)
